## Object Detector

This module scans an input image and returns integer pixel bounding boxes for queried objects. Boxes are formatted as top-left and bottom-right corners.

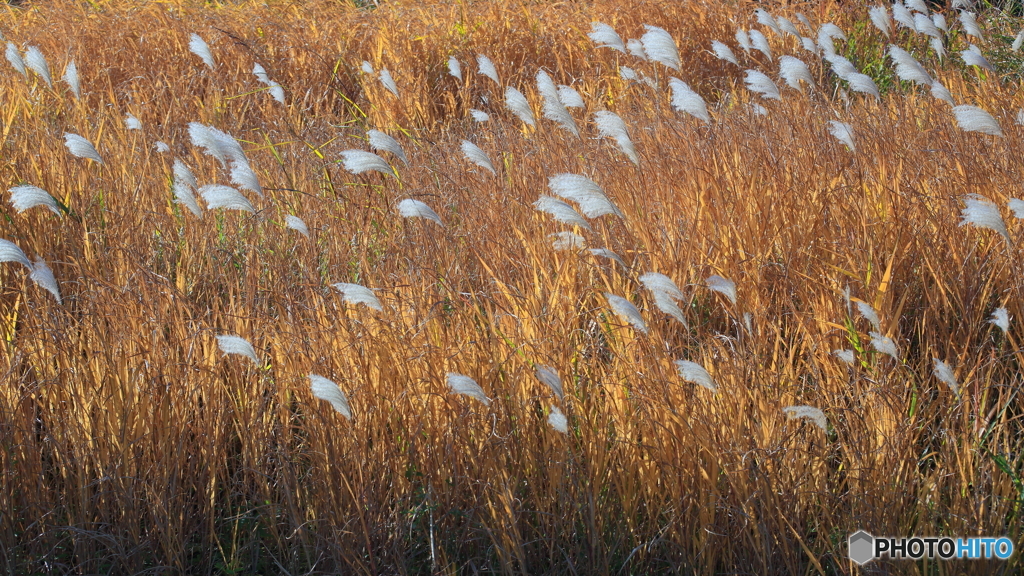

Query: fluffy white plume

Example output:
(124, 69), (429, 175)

(892, 3), (916, 29)
(800, 36), (819, 55)
(777, 16), (801, 37)
(779, 56), (813, 91)
(229, 160), (263, 198)
(755, 9), (781, 35)
(626, 39), (647, 60)
(378, 69), (399, 96)
(888, 45), (932, 85)
(783, 406), (827, 432)
(154, 141), (170, 153)
(906, 0), (929, 13)
(188, 123), (246, 167)
(173, 158), (198, 190)
(869, 331), (899, 359)
(619, 66), (638, 81)
(188, 34), (214, 68)
(461, 140), (495, 175)
(536, 365), (563, 400)
(744, 70), (780, 100)
(216, 335), (259, 364)
(534, 196), (592, 231)
(990, 307), (1010, 333)
(817, 33), (836, 58)
(641, 25), (680, 70)
(309, 374), (351, 419)
(668, 78), (710, 122)
(5, 42), (25, 77)
(932, 13), (948, 32)
(200, 185), (255, 213)
(9, 185), (59, 215)
(447, 56), (462, 80)
(706, 275), (737, 305)
(960, 48), (993, 71)
(397, 198), (443, 226)
(1014, 30), (1024, 51)
(557, 85), (585, 108)
(959, 194), (1008, 241)
(675, 360), (716, 392)
(360, 60), (373, 74)
(285, 214), (309, 238)
(504, 87), (536, 127)
(827, 56), (857, 78)
(550, 231), (586, 250)
(62, 60), (80, 98)
(930, 82), (955, 106)
(855, 300), (881, 331)
(547, 406), (568, 434)
(367, 130), (408, 165)
(711, 41), (738, 65)
(818, 22), (847, 41)
(477, 54), (499, 84)
(339, 150), (395, 177)
(651, 291), (688, 326)
(834, 349), (855, 365)
(29, 259), (60, 303)
(847, 73), (881, 99)
(24, 46), (51, 87)
(253, 63), (285, 104)
(470, 109), (490, 122)
(331, 282), (382, 311)
(172, 180), (202, 218)
(537, 70), (579, 137)
(0, 239), (31, 269)
(828, 121), (855, 152)
(64, 133), (102, 163)
(796, 13), (813, 32)
(593, 110), (639, 164)
(751, 103), (768, 116)
(868, 6), (892, 36)
(953, 105), (1003, 137)
(914, 13), (942, 38)
(1008, 198), (1024, 218)
(548, 174), (622, 218)
(933, 359), (959, 395)
(640, 272), (684, 300)
(588, 22), (625, 52)
(931, 37), (947, 59)
(589, 248), (626, 267)
(735, 29), (751, 52)
(125, 114), (142, 130)
(253, 63), (270, 84)
(604, 293), (648, 334)
(959, 11), (983, 40)
(749, 29), (772, 61)
(447, 373), (491, 406)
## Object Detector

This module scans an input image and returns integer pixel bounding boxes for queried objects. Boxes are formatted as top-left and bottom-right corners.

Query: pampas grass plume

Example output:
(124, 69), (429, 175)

(748, 29), (772, 61)
(397, 198), (443, 226)
(285, 215), (309, 238)
(783, 406), (827, 432)
(959, 11), (983, 40)
(447, 56), (462, 80)
(744, 69), (780, 100)
(641, 25), (680, 70)
(931, 82), (955, 106)
(64, 133), (103, 163)
(960, 48), (993, 71)
(869, 6), (892, 37)
(668, 78), (710, 122)
(779, 56), (813, 91)
(125, 114), (142, 130)
(706, 275), (737, 305)
(536, 366), (563, 400)
(589, 248), (626, 267)
(331, 282), (382, 311)
(888, 45), (932, 86)
(62, 60), (80, 98)
(959, 194), (1009, 241)
(9, 185), (59, 215)
(593, 110), (639, 164)
(229, 160), (263, 198)
(588, 22), (625, 52)
(828, 121), (855, 151)
(537, 70), (580, 137)
(378, 69), (399, 96)
(755, 9), (781, 35)
(914, 13), (942, 38)
(534, 196), (592, 231)
(461, 140), (495, 175)
(5, 42), (25, 77)
(557, 85), (585, 108)
(200, 184), (255, 213)
(309, 374), (352, 419)
(24, 46), (51, 87)
(735, 29), (751, 52)
(869, 331), (899, 359)
(892, 3), (916, 30)
(477, 54), (499, 84)
(447, 373), (491, 406)
(505, 87), (536, 127)
(834, 349), (855, 365)
(847, 73), (881, 99)
(932, 359), (959, 395)
(604, 293), (648, 334)
(1008, 198), (1024, 218)
(854, 300), (881, 331)
(548, 174), (622, 218)
(1014, 30), (1024, 51)
(216, 335), (259, 364)
(189, 33), (215, 68)
(550, 231), (586, 250)
(368, 130), (408, 165)
(640, 272), (684, 300)
(990, 307), (1010, 333)
(29, 258), (60, 303)
(675, 360), (716, 392)
(711, 41), (738, 65)
(0, 238), (31, 269)
(626, 39), (647, 60)
(173, 180), (202, 218)
(548, 406), (568, 434)
(340, 150), (396, 177)
(470, 109), (489, 122)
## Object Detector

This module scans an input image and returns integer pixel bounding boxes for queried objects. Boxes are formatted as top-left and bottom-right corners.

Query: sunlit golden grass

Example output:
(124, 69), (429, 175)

(1, 0), (1023, 573)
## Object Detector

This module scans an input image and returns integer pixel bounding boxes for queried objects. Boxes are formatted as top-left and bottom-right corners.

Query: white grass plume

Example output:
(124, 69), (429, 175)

(620, 67), (639, 83)
(783, 406), (827, 432)
(626, 39), (647, 60)
(331, 282), (382, 311)
(1014, 30), (1024, 51)
(847, 73), (881, 99)
(779, 56), (813, 91)
(854, 300), (881, 331)
(888, 45), (932, 86)
(253, 63), (285, 104)
(593, 111), (639, 164)
(651, 291), (687, 327)
(931, 81), (955, 105)
(870, 6), (892, 37)
(777, 16), (800, 37)
(834, 349), (855, 365)
(675, 360), (716, 392)
(188, 123), (246, 167)
(550, 231), (586, 250)
(906, 0), (929, 13)
(62, 60), (80, 98)
(309, 374), (351, 419)
(360, 60), (373, 74)
(589, 248), (626, 267)
(378, 69), (398, 97)
(504, 87), (535, 127)
(668, 78), (710, 122)
(229, 160), (263, 198)
(173, 158), (198, 190)
(869, 331), (899, 359)
(534, 196), (592, 231)
(470, 109), (489, 122)
(706, 275), (737, 305)
(216, 335), (259, 364)
(537, 70), (579, 137)
(477, 54), (499, 84)
(588, 22), (625, 52)
(285, 214), (309, 238)
(735, 29), (751, 52)
(960, 47), (993, 71)
(9, 185), (59, 215)
(536, 365), (563, 400)
(932, 359), (959, 395)
(125, 114), (142, 130)
(155, 141), (170, 153)
(990, 307), (1010, 333)
(461, 140), (495, 175)
(173, 179), (202, 218)
(796, 13), (814, 32)
(548, 405), (568, 434)
(744, 70), (780, 100)
(932, 13), (948, 32)
(892, 3), (916, 30)
(711, 41), (738, 65)
(200, 184), (255, 213)
(959, 194), (1009, 241)
(641, 25), (680, 70)
(749, 29), (772, 61)
(339, 150), (395, 177)
(818, 22), (847, 41)
(755, 9), (781, 35)
(1008, 198), (1024, 218)
(548, 174), (622, 218)
(447, 373), (491, 406)
(817, 33), (836, 58)
(959, 11), (983, 40)
(800, 36), (819, 55)
(930, 37), (946, 61)
(24, 46), (51, 87)
(397, 198), (442, 226)
(827, 121), (855, 152)
(5, 42), (24, 77)
(447, 56), (462, 80)
(29, 258), (60, 303)
(367, 130), (408, 165)
(953, 105), (1003, 137)
(824, 56), (854, 80)
(64, 133), (102, 163)
(640, 272), (684, 300)
(604, 293), (648, 334)
(557, 85), (585, 108)
(914, 13), (942, 38)
(189, 34), (215, 68)
(0, 239), (31, 269)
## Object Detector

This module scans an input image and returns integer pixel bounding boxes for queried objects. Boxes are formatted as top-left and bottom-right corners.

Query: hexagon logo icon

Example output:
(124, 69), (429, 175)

(849, 530), (875, 565)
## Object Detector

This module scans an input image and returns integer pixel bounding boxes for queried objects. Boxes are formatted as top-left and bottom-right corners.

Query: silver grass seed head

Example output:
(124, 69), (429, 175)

(711, 40), (738, 65)
(548, 173), (622, 219)
(548, 406), (568, 434)
(367, 130), (408, 165)
(29, 258), (60, 303)
(640, 25), (680, 70)
(749, 29), (773, 61)
(932, 359), (959, 395)
(744, 69), (780, 100)
(668, 78), (710, 122)
(990, 307), (1010, 333)
(505, 86), (536, 127)
(869, 6), (892, 37)
(461, 140), (495, 175)
(447, 56), (462, 80)
(534, 196), (592, 231)
(125, 114), (142, 130)
(24, 46), (51, 87)
(675, 360), (717, 392)
(447, 372), (491, 406)
(783, 405), (827, 432)
(200, 184), (255, 213)
(827, 121), (855, 152)
(397, 198), (443, 226)
(378, 68), (399, 96)
(331, 282), (382, 311)
(9, 185), (59, 215)
(216, 335), (259, 364)
(285, 214), (309, 238)
(188, 33), (215, 68)
(604, 293), (648, 334)
(778, 55), (813, 91)
(0, 238), (31, 269)
(557, 85), (585, 108)
(535, 365), (563, 400)
(959, 193), (1009, 241)
(588, 22), (625, 52)
(339, 149), (396, 178)
(309, 374), (352, 419)
(5, 42), (25, 77)
(706, 274), (737, 305)
(477, 54), (499, 84)
(64, 133), (103, 163)
(62, 60), (80, 98)
(593, 110), (639, 164)
(537, 70), (580, 137)
(869, 331), (899, 359)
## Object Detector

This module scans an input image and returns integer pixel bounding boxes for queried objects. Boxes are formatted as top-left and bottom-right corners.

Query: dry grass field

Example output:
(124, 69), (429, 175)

(0, 0), (1023, 573)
